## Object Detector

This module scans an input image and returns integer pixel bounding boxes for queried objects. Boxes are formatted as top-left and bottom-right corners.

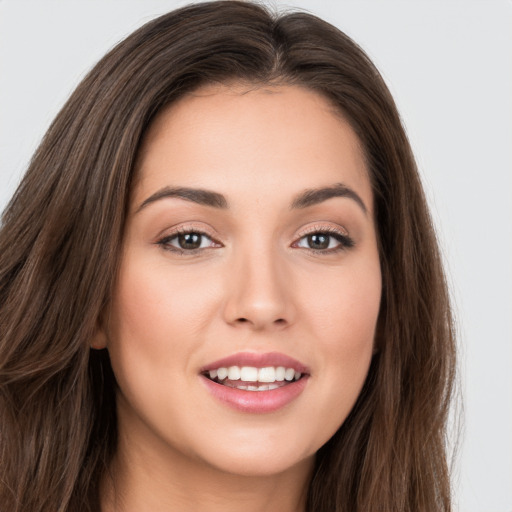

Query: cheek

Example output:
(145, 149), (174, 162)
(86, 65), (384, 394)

(109, 256), (220, 345)
(104, 256), (228, 448)
(305, 258), (382, 349)
(299, 257), (381, 430)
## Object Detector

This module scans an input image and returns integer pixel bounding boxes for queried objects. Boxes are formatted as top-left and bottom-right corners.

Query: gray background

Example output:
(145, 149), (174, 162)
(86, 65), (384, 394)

(1, 1), (511, 510)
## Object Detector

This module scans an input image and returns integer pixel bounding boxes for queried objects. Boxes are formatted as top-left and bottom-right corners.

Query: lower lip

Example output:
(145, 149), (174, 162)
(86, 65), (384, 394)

(200, 375), (309, 413)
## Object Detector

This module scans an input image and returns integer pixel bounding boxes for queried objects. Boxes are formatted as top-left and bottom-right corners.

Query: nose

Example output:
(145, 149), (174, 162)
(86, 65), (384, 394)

(222, 246), (296, 331)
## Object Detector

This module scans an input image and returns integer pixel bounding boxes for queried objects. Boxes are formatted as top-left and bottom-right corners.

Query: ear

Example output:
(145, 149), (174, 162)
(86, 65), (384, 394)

(90, 314), (108, 350)
(90, 327), (108, 350)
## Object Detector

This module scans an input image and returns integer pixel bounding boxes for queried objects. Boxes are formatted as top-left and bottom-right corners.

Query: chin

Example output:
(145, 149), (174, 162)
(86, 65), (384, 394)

(202, 449), (315, 479)
(184, 424), (322, 479)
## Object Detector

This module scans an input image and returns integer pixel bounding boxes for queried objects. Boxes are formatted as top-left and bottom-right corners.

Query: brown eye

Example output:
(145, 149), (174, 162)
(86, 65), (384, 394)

(306, 234), (330, 250)
(177, 232), (202, 250)
(158, 231), (219, 252)
(294, 230), (355, 252)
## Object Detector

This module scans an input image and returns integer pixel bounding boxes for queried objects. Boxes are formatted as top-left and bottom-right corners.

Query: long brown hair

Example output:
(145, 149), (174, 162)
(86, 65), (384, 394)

(0, 2), (456, 510)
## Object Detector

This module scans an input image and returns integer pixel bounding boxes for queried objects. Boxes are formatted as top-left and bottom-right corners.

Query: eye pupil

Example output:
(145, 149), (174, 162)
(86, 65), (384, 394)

(308, 234), (330, 249)
(178, 233), (202, 249)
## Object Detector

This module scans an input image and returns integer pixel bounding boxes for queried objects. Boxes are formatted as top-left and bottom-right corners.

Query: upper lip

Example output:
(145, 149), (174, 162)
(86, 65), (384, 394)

(200, 351), (309, 374)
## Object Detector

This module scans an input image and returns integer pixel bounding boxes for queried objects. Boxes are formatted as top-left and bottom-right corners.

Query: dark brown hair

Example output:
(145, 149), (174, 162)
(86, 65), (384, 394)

(0, 2), (456, 510)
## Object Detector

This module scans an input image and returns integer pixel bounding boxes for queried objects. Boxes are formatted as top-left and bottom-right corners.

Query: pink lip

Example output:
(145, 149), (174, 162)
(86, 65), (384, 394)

(199, 351), (310, 413)
(200, 374), (309, 413)
(200, 351), (309, 374)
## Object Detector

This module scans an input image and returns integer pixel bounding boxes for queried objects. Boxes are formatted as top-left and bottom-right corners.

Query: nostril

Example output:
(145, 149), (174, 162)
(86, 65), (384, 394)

(230, 315), (290, 329)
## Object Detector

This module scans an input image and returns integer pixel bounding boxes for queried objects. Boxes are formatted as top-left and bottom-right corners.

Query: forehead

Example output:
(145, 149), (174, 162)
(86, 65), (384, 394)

(134, 83), (372, 212)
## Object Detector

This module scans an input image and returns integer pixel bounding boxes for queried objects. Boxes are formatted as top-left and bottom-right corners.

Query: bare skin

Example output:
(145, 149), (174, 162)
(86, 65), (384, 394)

(102, 432), (312, 511)
(97, 84), (381, 512)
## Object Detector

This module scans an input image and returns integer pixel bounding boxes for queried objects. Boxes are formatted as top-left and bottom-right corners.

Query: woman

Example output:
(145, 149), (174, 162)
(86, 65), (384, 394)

(0, 1), (456, 511)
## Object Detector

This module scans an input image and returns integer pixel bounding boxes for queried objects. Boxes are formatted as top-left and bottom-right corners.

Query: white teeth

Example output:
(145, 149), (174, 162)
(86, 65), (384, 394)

(258, 367), (276, 382)
(207, 365), (303, 385)
(217, 367), (228, 380)
(227, 366), (241, 380)
(240, 366), (258, 382)
(221, 381), (289, 391)
(284, 368), (295, 381)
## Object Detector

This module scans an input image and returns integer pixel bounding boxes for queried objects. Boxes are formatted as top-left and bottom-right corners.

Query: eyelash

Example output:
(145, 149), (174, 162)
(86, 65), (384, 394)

(156, 227), (221, 255)
(292, 226), (355, 254)
(156, 226), (354, 255)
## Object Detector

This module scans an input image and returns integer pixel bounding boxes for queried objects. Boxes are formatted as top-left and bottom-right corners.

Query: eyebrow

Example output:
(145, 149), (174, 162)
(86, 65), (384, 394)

(137, 182), (367, 214)
(137, 186), (228, 212)
(290, 183), (367, 214)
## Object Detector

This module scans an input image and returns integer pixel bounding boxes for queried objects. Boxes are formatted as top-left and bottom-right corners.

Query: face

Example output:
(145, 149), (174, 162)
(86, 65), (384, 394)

(101, 84), (381, 478)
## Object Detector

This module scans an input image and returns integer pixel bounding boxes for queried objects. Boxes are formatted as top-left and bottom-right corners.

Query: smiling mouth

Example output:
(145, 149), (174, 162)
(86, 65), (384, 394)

(202, 365), (304, 391)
